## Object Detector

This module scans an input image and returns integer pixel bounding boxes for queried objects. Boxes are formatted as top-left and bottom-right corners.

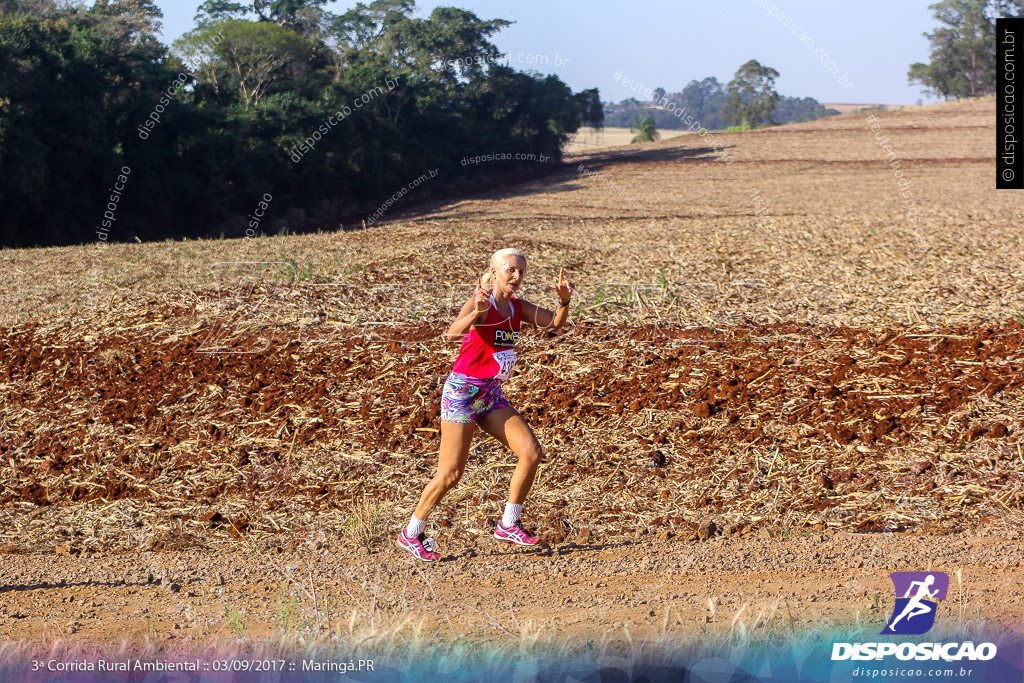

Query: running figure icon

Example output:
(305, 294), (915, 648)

(887, 575), (939, 631)
(881, 571), (949, 636)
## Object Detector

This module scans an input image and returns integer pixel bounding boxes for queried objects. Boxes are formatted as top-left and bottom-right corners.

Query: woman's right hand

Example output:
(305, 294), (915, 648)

(473, 278), (490, 315)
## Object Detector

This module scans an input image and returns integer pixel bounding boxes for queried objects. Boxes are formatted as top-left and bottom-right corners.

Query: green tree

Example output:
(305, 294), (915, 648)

(90, 0), (164, 43)
(993, 0), (1024, 15)
(476, 66), (585, 154)
(575, 87), (604, 130)
(0, 0), (54, 16)
(329, 0), (414, 52)
(195, 0), (330, 30)
(174, 20), (313, 108)
(723, 59), (779, 128)
(194, 1), (249, 27)
(332, 3), (508, 85)
(328, 1), (510, 127)
(908, 0), (1022, 99)
(252, 0), (330, 27)
(630, 115), (659, 143)
(0, 6), (208, 246)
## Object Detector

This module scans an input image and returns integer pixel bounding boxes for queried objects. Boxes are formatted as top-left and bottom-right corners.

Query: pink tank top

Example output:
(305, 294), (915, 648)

(452, 295), (522, 380)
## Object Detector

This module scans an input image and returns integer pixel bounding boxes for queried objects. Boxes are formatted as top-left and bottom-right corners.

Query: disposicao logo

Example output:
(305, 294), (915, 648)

(831, 571), (998, 662)
(881, 571), (948, 635)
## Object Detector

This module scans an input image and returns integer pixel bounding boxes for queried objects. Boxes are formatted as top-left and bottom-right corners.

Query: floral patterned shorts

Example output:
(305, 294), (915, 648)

(440, 372), (512, 424)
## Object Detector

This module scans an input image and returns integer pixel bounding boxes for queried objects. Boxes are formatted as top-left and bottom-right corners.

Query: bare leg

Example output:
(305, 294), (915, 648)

(413, 420), (476, 520)
(477, 406), (544, 505)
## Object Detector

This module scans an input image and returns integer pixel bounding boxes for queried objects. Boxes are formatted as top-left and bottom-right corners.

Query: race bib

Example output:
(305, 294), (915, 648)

(492, 349), (517, 380)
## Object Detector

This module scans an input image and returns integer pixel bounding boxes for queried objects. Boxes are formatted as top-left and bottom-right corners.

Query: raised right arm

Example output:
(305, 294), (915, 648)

(446, 280), (490, 341)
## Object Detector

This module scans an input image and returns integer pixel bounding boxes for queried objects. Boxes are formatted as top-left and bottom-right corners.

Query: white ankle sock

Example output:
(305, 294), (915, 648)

(502, 502), (523, 527)
(406, 514), (427, 538)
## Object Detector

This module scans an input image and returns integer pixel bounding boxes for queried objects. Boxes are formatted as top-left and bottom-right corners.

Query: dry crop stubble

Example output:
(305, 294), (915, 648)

(1, 96), (1023, 650)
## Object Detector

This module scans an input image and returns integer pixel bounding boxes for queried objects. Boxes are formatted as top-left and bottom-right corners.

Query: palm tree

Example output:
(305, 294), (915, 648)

(630, 115), (660, 143)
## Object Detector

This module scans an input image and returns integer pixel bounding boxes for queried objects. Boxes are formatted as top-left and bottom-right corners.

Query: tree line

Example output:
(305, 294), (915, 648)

(606, 60), (838, 131)
(0, 0), (603, 248)
(909, 0), (1023, 99)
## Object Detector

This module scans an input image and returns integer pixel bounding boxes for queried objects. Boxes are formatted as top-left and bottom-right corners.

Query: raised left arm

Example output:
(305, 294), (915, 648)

(521, 268), (575, 330)
(521, 299), (557, 329)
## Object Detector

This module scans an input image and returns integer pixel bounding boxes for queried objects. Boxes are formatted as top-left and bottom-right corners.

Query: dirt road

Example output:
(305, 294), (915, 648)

(3, 522), (1022, 650)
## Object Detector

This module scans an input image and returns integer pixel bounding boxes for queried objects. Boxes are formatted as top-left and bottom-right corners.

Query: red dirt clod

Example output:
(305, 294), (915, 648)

(911, 461), (933, 475)
(988, 423), (1008, 438)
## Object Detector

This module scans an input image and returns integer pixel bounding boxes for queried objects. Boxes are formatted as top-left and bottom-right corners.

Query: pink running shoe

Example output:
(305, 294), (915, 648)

(396, 529), (440, 562)
(494, 520), (540, 546)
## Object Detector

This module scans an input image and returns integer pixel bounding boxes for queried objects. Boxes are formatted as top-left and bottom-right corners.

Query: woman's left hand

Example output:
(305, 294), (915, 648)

(554, 267), (575, 302)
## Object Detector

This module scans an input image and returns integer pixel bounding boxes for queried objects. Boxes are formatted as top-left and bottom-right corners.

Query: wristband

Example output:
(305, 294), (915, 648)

(558, 299), (571, 307)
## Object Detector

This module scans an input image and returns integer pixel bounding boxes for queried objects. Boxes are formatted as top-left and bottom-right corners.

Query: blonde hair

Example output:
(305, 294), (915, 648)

(480, 248), (527, 285)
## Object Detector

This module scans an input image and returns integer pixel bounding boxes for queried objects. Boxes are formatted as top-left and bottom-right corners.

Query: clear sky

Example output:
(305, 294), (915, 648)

(151, 0), (941, 105)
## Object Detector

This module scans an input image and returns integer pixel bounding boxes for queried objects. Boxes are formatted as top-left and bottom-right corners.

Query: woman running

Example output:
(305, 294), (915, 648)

(396, 248), (575, 562)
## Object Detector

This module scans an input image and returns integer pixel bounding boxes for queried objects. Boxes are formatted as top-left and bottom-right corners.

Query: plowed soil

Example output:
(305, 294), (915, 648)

(1, 96), (1022, 651)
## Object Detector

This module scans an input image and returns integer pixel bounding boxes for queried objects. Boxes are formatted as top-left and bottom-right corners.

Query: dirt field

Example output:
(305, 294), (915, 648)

(1, 96), (1022, 654)
(564, 126), (689, 154)
(821, 103), (905, 115)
